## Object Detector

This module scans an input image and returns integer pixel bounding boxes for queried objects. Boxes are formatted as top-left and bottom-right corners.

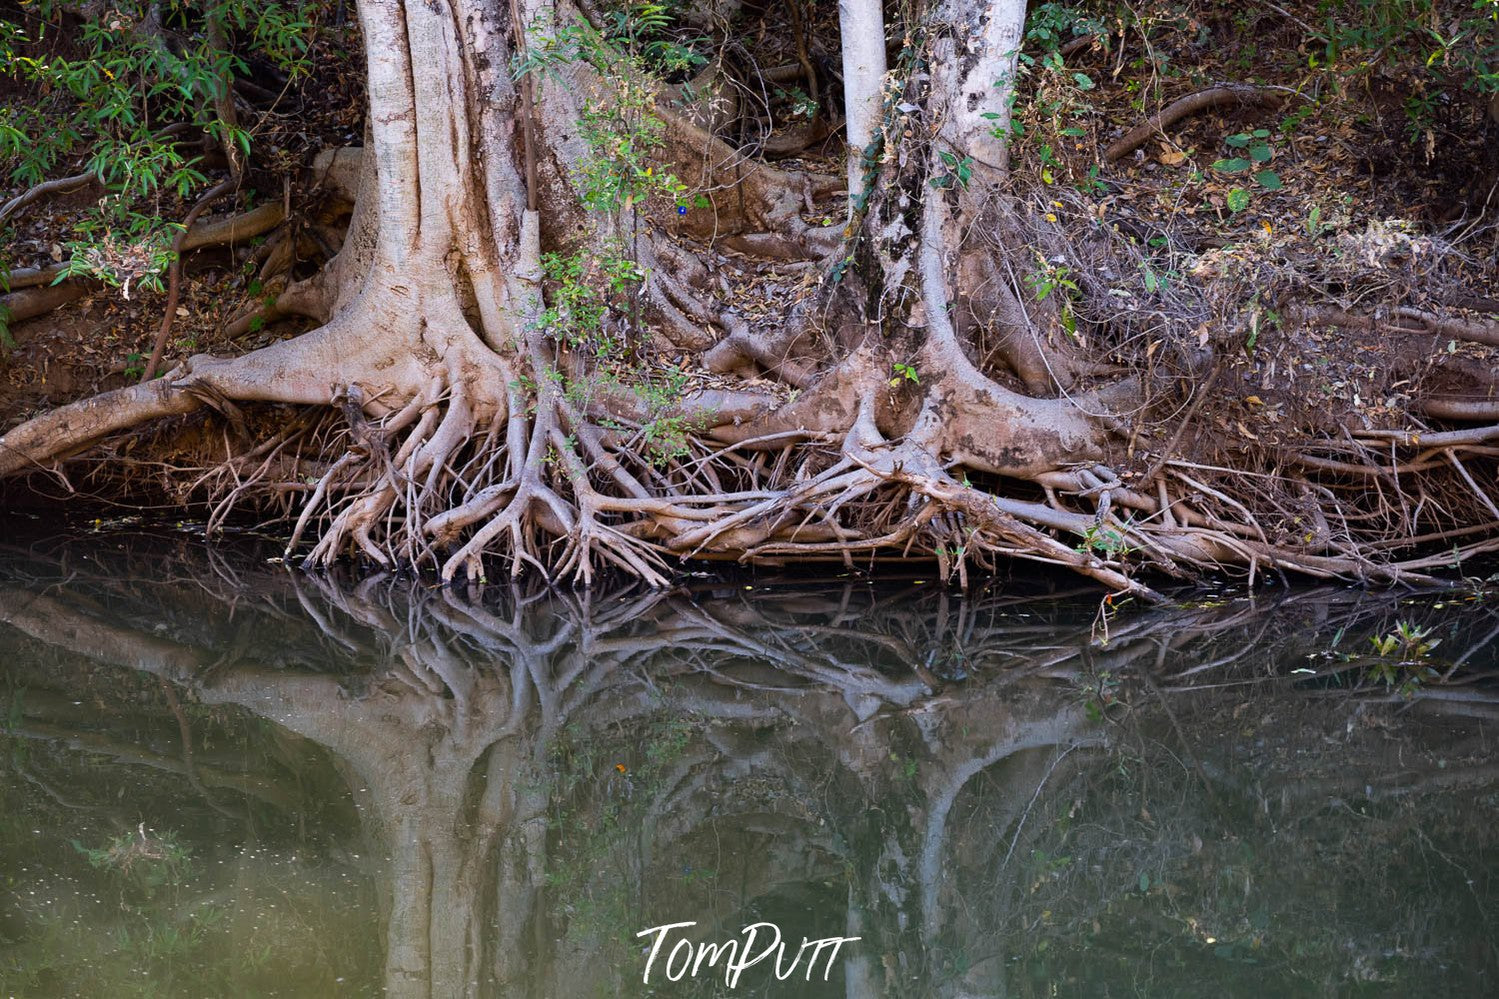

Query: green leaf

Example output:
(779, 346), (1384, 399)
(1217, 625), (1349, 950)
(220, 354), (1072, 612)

(1226, 188), (1251, 212)
(1072, 72), (1095, 90)
(1138, 871), (1150, 892)
(1211, 157), (1251, 173)
(1249, 143), (1273, 162)
(1254, 170), (1282, 190)
(1225, 133), (1251, 148)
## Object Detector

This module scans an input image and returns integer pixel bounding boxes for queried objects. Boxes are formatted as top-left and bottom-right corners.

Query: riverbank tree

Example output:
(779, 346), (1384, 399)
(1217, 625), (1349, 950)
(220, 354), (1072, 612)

(1, 0), (1497, 596)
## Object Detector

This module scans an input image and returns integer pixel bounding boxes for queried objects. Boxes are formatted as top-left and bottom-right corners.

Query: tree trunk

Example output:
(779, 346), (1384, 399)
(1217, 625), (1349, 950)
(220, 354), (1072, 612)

(838, 0), (889, 204)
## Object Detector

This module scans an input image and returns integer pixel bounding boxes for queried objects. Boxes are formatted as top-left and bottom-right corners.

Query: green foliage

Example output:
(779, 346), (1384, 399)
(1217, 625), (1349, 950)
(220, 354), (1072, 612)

(539, 245), (701, 463)
(1005, 44), (1100, 187)
(1369, 620), (1441, 660)
(1024, 2), (1107, 52)
(890, 361), (920, 386)
(1026, 254), (1083, 335)
(55, 210), (183, 295)
(1074, 521), (1135, 557)
(930, 149), (975, 189)
(1210, 129), (1283, 194)
(1307, 0), (1498, 147)
(518, 5), (699, 215)
(576, 78), (687, 212)
(1365, 620), (1442, 695)
(539, 245), (639, 359)
(518, 4), (710, 464)
(0, 1), (318, 288)
(1025, 257), (1080, 302)
(1, 2), (312, 193)
(1311, 0), (1498, 92)
(776, 85), (819, 119)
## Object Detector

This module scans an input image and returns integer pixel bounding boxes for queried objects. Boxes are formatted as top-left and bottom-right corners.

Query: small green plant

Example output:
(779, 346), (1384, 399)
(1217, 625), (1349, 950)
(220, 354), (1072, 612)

(1211, 129), (1282, 190)
(890, 361), (920, 386)
(1075, 520), (1134, 558)
(55, 210), (183, 296)
(1369, 620), (1440, 659)
(1075, 668), (1121, 721)
(1366, 620), (1441, 695)
(1026, 254), (1082, 335)
(776, 86), (819, 119)
(889, 751), (919, 781)
(1023, 3), (1106, 54)
(930, 150), (975, 189)
(1025, 257), (1079, 302)
(1077, 162), (1108, 196)
(1139, 260), (1175, 294)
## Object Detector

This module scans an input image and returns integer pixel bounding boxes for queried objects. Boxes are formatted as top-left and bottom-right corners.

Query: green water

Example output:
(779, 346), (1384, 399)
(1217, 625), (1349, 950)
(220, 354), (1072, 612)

(1, 532), (1497, 997)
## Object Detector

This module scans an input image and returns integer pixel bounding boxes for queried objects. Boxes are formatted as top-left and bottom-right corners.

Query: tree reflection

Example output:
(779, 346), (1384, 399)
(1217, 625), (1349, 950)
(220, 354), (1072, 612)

(2, 538), (1497, 996)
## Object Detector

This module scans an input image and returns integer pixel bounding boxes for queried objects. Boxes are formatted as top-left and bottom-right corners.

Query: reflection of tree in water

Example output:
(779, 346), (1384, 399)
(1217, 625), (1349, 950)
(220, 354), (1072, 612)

(2, 537), (1497, 996)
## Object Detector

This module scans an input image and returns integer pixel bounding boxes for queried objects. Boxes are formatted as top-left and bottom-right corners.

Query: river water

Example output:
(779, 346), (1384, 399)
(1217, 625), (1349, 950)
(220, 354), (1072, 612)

(1, 528), (1497, 996)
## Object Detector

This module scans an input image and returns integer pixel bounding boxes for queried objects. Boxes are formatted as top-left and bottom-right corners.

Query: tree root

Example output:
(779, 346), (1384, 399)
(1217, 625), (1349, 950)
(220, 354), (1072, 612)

(1294, 304), (1499, 348)
(0, 171), (99, 231)
(0, 280), (95, 327)
(1105, 84), (1295, 162)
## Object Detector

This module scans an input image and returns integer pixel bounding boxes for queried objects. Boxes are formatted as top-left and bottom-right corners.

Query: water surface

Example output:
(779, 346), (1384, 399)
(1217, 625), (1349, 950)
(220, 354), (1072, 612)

(2, 532), (1497, 996)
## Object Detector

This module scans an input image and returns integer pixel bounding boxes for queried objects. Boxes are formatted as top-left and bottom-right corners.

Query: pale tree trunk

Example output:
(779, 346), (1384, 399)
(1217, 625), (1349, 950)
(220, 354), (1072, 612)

(838, 0), (889, 204)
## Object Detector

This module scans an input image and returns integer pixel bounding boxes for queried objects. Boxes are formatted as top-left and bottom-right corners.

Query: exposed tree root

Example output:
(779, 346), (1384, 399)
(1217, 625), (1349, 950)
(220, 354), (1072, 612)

(1105, 84), (1295, 162)
(0, 170), (100, 230)
(0, 280), (94, 326)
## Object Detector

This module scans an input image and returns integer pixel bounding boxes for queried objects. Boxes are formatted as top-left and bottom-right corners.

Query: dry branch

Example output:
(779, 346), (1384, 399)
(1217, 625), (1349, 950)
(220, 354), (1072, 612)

(1105, 84), (1292, 162)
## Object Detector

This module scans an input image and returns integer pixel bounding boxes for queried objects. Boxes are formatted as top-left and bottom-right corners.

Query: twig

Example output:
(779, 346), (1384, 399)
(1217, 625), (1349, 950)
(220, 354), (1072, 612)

(140, 174), (241, 381)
